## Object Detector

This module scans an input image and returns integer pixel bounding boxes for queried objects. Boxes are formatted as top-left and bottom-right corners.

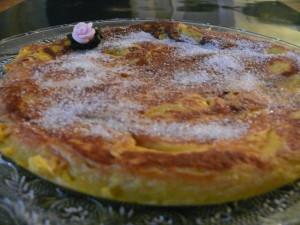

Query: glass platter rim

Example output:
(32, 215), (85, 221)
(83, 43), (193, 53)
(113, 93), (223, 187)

(0, 18), (300, 225)
(1, 18), (300, 54)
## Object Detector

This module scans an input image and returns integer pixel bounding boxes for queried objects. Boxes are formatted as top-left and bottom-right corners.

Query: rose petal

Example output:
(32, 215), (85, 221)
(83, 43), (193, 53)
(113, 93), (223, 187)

(72, 22), (96, 44)
(75, 23), (85, 30)
(78, 30), (95, 39)
(80, 26), (88, 34)
(77, 22), (86, 27)
(75, 23), (87, 32)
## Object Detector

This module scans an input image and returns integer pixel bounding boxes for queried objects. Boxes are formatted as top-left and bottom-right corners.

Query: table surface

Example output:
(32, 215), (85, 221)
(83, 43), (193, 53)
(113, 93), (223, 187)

(0, 0), (300, 45)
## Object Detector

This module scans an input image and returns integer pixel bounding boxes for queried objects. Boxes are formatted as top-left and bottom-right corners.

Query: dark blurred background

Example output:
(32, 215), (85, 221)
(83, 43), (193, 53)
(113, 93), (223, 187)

(0, 0), (300, 45)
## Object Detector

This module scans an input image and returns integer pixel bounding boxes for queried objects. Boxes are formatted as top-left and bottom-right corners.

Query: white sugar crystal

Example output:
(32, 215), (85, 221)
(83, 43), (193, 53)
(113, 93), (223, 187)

(171, 54), (259, 91)
(228, 72), (259, 91)
(105, 31), (158, 48)
(60, 58), (98, 72)
(105, 31), (216, 57)
(33, 50), (133, 91)
(85, 117), (249, 141)
(38, 102), (82, 129)
(36, 99), (100, 130)
(37, 95), (249, 141)
(176, 42), (216, 56)
(205, 54), (243, 74)
(286, 51), (300, 68)
(142, 120), (248, 141)
(161, 39), (216, 56)
(41, 76), (98, 89)
(236, 39), (263, 50)
(172, 70), (211, 85)
(83, 120), (125, 139)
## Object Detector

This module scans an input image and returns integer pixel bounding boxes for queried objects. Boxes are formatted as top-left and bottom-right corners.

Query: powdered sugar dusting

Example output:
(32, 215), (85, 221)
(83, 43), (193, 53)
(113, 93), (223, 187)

(172, 70), (212, 85)
(162, 39), (217, 56)
(104, 31), (158, 48)
(205, 54), (243, 74)
(105, 31), (217, 57)
(140, 120), (248, 141)
(99, 119), (247, 141)
(21, 25), (300, 144)
(171, 54), (260, 91)
(38, 101), (91, 129)
(228, 72), (260, 91)
(33, 49), (136, 91)
(39, 100), (248, 141)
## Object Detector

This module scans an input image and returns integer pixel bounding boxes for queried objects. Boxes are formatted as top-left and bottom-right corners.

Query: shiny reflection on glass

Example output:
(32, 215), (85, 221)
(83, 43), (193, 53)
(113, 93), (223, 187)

(0, 0), (299, 46)
(176, 0), (220, 12)
(242, 1), (300, 26)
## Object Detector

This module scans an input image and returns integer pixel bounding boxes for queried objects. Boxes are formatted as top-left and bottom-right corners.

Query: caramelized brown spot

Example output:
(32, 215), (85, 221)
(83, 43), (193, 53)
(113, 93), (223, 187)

(266, 57), (298, 77)
(121, 150), (269, 171)
(43, 47), (56, 59)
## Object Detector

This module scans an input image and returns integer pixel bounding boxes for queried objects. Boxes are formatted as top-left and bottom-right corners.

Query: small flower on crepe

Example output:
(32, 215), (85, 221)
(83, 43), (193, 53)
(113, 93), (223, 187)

(68, 22), (100, 50)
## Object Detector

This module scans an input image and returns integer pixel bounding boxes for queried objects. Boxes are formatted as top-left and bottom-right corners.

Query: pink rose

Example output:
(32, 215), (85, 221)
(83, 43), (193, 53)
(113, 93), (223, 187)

(72, 22), (96, 44)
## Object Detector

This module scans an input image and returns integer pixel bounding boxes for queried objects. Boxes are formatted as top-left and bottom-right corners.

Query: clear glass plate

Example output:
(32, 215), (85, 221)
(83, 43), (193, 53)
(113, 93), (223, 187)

(0, 19), (300, 225)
